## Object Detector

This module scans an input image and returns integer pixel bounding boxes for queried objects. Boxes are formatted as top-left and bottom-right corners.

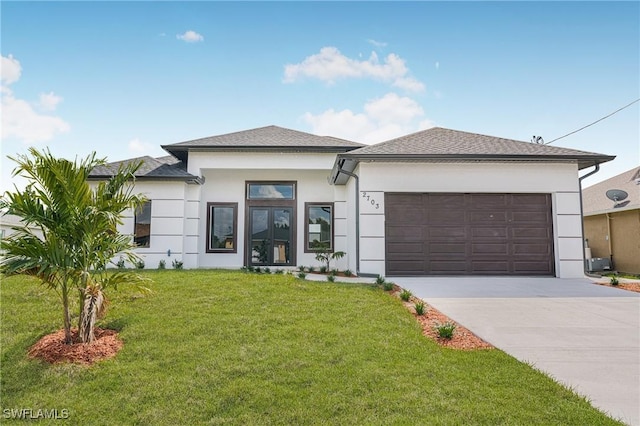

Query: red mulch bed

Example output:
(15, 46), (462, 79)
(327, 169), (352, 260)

(593, 281), (640, 294)
(390, 287), (493, 350)
(28, 328), (123, 365)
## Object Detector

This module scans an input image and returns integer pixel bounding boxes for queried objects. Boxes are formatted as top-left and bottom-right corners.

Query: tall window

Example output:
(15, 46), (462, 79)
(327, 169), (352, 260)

(207, 203), (238, 253)
(305, 203), (333, 252)
(134, 201), (152, 248)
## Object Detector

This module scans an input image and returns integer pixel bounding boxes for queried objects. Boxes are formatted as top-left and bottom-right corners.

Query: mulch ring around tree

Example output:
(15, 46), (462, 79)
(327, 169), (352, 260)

(390, 286), (494, 350)
(28, 328), (123, 365)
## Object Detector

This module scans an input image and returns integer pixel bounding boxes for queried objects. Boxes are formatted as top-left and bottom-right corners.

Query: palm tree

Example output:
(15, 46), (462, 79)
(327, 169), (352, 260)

(1, 148), (147, 344)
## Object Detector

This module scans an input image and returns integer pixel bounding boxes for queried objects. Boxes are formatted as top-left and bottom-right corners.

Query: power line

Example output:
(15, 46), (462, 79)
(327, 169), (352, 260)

(544, 98), (640, 145)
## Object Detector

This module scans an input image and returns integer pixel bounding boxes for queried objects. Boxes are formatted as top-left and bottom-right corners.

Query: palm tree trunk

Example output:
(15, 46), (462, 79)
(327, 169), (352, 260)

(79, 288), (104, 344)
(61, 288), (73, 344)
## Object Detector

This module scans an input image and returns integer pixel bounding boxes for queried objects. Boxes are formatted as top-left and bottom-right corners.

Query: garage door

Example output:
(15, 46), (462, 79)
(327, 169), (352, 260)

(385, 193), (554, 276)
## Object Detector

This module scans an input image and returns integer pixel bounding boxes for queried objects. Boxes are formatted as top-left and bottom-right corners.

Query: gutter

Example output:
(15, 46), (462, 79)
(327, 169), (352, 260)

(578, 163), (601, 277)
(335, 161), (360, 276)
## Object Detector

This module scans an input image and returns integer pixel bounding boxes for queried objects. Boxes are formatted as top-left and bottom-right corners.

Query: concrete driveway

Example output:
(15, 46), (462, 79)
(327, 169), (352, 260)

(390, 276), (640, 426)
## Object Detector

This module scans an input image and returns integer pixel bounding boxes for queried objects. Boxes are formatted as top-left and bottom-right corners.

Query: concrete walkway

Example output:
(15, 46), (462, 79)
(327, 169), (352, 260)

(390, 276), (640, 426)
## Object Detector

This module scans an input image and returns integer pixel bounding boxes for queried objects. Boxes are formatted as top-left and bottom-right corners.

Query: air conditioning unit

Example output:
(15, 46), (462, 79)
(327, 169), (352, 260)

(587, 258), (612, 272)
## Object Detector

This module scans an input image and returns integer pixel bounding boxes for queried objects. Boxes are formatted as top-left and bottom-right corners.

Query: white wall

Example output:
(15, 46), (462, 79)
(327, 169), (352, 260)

(197, 167), (337, 269)
(118, 181), (189, 269)
(355, 161), (583, 278)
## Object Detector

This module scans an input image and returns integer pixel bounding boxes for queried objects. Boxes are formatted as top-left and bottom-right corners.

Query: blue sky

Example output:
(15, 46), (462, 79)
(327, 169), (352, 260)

(1, 1), (638, 192)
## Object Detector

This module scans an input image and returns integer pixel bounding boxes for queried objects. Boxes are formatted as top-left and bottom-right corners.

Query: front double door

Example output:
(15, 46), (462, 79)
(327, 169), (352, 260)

(248, 207), (294, 267)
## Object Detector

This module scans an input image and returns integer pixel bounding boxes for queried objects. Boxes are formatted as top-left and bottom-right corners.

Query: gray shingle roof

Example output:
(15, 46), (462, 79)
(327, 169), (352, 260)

(89, 156), (197, 181)
(341, 127), (614, 169)
(582, 166), (640, 215)
(163, 125), (364, 151)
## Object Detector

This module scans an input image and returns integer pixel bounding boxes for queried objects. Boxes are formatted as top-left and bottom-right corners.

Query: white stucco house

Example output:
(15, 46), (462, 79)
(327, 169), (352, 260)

(88, 125), (614, 278)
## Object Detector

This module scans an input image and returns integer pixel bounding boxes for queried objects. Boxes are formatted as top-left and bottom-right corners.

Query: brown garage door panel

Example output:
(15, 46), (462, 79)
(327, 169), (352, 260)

(385, 193), (555, 276)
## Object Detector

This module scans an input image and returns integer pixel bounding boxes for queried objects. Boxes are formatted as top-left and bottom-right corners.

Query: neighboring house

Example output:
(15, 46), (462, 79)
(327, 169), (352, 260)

(88, 125), (615, 278)
(582, 166), (640, 274)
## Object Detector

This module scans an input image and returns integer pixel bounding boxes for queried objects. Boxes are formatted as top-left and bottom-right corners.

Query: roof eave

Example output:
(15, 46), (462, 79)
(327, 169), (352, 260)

(338, 153), (616, 170)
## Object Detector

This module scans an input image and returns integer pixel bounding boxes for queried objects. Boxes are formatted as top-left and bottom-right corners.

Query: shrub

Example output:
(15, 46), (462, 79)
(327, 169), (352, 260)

(319, 266), (328, 274)
(414, 301), (426, 316)
(399, 289), (412, 302)
(331, 268), (339, 276)
(264, 267), (271, 274)
(298, 265), (306, 272)
(255, 266), (262, 273)
(343, 269), (353, 277)
(434, 322), (457, 339)
(246, 265), (255, 273)
(375, 275), (386, 285)
(610, 275), (620, 286)
(274, 269), (284, 274)
(307, 266), (316, 272)
(172, 259), (184, 270)
(327, 274), (335, 282)
(135, 259), (145, 269)
(158, 259), (166, 270)
(383, 281), (394, 291)
(116, 257), (126, 269)
(297, 271), (307, 279)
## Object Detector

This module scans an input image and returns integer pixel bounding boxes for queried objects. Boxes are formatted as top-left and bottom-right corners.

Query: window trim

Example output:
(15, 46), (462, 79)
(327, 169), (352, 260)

(134, 201), (152, 248)
(206, 202), (238, 253)
(304, 202), (334, 253)
(246, 181), (297, 201)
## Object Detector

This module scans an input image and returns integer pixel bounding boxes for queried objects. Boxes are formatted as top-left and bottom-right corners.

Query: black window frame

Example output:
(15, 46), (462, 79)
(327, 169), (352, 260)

(304, 202), (334, 253)
(134, 201), (152, 248)
(206, 202), (238, 253)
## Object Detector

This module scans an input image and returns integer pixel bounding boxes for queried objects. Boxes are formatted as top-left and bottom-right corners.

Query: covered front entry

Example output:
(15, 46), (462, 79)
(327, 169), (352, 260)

(385, 193), (554, 276)
(247, 207), (294, 267)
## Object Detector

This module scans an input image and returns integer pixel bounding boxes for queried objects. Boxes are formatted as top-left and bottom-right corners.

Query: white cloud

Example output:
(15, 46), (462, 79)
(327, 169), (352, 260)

(303, 92), (433, 144)
(1, 55), (70, 144)
(38, 92), (63, 111)
(1, 54), (21, 85)
(128, 138), (156, 154)
(176, 30), (204, 43)
(1, 93), (70, 143)
(367, 39), (388, 48)
(284, 46), (424, 93)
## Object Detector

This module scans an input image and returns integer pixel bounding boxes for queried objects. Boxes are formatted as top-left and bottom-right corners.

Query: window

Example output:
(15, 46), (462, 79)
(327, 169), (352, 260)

(247, 183), (295, 200)
(207, 203), (238, 253)
(305, 203), (333, 252)
(134, 201), (152, 248)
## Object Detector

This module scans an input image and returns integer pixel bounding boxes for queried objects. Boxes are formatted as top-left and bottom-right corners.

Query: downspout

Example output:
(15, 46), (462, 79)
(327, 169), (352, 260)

(579, 163), (601, 276)
(606, 213), (613, 268)
(335, 164), (360, 276)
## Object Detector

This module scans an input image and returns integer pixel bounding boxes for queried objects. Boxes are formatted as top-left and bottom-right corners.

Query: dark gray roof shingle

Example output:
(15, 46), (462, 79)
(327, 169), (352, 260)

(163, 125), (364, 150)
(89, 156), (197, 180)
(344, 127), (613, 161)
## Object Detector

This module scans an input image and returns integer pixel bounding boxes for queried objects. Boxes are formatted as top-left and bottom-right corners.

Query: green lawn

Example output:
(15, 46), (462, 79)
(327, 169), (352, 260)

(1, 270), (621, 425)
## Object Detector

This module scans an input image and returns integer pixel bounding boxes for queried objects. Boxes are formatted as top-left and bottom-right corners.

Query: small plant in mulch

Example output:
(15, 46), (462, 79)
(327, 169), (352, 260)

(319, 266), (328, 274)
(274, 269), (284, 275)
(158, 259), (166, 270)
(116, 257), (126, 269)
(297, 271), (307, 279)
(343, 269), (353, 277)
(327, 274), (336, 282)
(399, 289), (412, 302)
(307, 266), (316, 273)
(414, 301), (426, 316)
(610, 275), (619, 286)
(135, 259), (145, 269)
(298, 265), (306, 272)
(434, 322), (457, 339)
(264, 267), (271, 274)
(375, 275), (386, 285)
(383, 282), (395, 291)
(172, 259), (183, 270)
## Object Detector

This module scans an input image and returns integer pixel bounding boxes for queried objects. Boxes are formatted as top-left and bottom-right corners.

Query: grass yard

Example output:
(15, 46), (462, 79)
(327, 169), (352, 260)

(1, 270), (621, 425)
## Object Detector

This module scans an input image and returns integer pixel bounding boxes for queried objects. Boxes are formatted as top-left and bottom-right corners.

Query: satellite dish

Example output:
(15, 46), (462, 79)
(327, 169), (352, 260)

(606, 189), (629, 208)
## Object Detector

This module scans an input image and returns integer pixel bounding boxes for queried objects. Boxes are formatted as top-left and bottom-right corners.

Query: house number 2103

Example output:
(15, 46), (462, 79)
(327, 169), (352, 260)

(361, 192), (380, 209)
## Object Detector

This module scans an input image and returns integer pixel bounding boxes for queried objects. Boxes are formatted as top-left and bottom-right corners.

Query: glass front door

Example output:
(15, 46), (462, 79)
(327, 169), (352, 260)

(249, 207), (292, 266)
